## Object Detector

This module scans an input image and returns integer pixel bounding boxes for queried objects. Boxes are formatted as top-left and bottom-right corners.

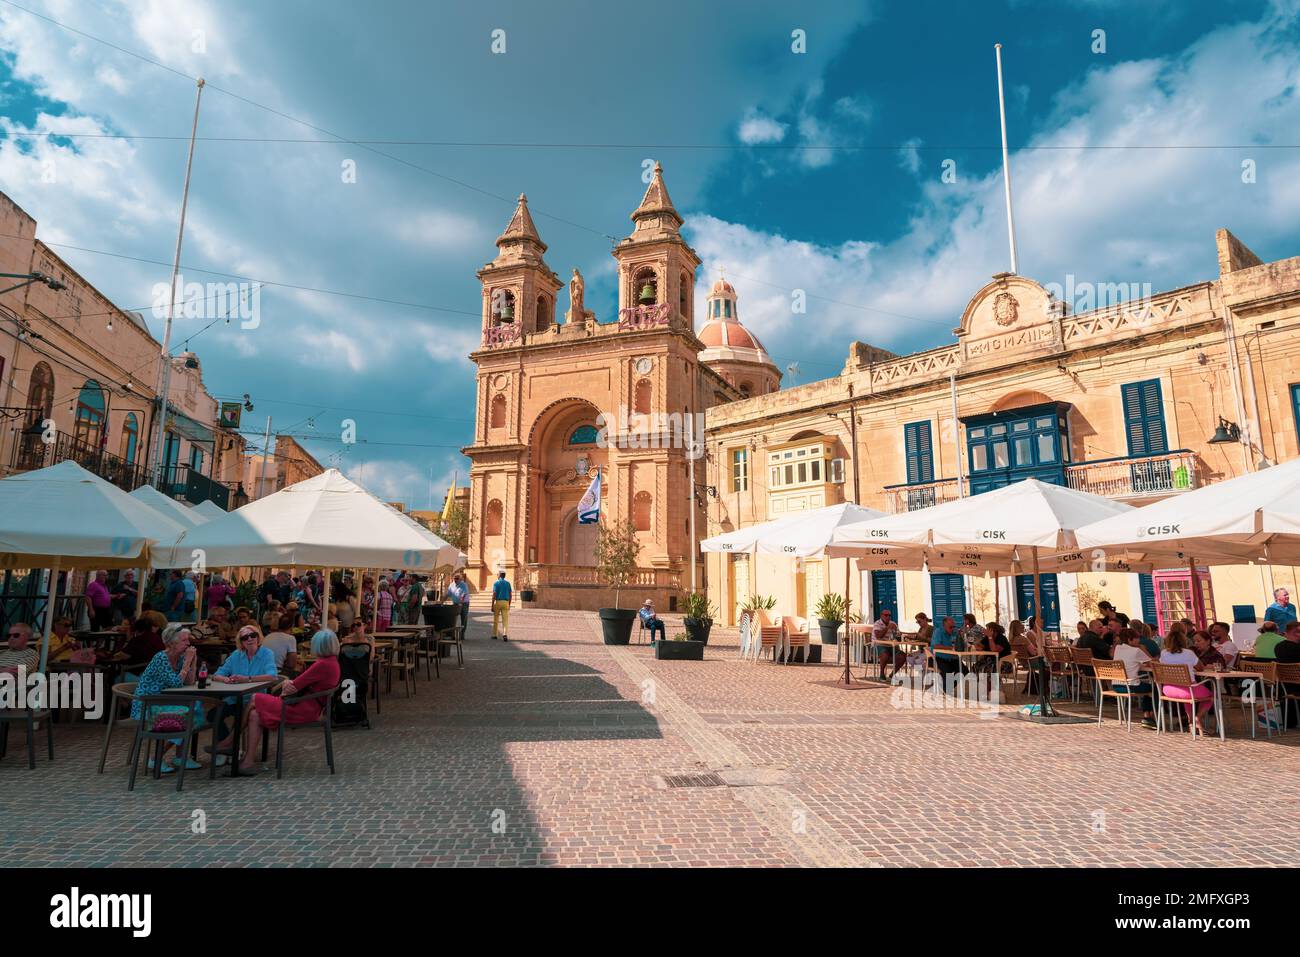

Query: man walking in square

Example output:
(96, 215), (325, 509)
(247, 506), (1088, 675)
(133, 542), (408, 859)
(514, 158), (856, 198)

(491, 571), (512, 641)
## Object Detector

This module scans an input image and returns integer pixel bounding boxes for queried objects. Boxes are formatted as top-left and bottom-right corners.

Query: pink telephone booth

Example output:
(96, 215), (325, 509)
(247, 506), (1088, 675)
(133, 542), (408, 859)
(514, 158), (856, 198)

(1152, 566), (1215, 634)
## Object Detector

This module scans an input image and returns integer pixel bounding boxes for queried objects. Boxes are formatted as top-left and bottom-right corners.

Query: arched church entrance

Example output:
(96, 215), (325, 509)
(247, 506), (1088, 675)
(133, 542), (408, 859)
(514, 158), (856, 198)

(562, 510), (598, 565)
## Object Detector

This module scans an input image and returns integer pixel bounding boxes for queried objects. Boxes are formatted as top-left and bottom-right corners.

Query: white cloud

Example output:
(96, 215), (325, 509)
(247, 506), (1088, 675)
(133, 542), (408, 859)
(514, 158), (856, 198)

(737, 109), (787, 145)
(691, 8), (1300, 360)
(393, 210), (485, 251)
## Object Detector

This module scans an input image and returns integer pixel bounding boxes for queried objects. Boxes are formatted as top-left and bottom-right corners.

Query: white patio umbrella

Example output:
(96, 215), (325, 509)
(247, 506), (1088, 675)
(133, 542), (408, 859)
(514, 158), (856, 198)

(1075, 456), (1300, 565)
(1074, 457), (1300, 626)
(191, 499), (229, 522)
(151, 468), (466, 573)
(830, 478), (1138, 631)
(130, 483), (209, 528)
(700, 502), (893, 558)
(0, 460), (189, 669)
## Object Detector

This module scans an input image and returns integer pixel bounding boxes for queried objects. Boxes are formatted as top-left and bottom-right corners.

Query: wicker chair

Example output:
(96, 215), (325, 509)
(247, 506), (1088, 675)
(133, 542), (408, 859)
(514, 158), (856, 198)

(756, 610), (784, 662)
(1225, 660), (1278, 739)
(782, 615), (811, 664)
(1092, 660), (1139, 731)
(1151, 662), (1216, 738)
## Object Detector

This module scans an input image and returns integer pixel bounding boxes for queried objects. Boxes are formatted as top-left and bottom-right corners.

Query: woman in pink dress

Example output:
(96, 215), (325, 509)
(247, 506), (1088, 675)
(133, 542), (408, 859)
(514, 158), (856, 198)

(237, 629), (340, 774)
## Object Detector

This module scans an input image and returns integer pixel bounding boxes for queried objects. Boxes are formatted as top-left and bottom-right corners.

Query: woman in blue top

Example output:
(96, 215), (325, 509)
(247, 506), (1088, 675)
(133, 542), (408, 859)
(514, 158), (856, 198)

(132, 623), (202, 773)
(930, 616), (962, 694)
(206, 625), (278, 761)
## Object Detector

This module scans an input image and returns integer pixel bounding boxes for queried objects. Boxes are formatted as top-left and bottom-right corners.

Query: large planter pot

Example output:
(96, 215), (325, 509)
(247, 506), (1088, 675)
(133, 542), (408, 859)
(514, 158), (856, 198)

(423, 603), (458, 630)
(654, 639), (704, 661)
(599, 608), (637, 645)
(818, 619), (843, 645)
(683, 617), (713, 645)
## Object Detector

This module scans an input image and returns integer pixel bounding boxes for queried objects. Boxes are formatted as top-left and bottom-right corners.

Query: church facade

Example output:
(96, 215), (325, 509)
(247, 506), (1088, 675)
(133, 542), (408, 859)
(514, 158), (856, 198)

(462, 167), (779, 610)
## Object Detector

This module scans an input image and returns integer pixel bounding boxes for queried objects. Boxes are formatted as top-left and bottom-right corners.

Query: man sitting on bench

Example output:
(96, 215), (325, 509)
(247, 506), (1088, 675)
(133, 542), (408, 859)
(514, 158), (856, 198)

(639, 600), (666, 641)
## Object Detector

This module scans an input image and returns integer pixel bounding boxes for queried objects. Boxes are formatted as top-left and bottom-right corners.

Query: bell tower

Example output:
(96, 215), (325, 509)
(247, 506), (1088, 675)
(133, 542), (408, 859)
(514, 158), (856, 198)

(612, 164), (700, 330)
(478, 194), (562, 346)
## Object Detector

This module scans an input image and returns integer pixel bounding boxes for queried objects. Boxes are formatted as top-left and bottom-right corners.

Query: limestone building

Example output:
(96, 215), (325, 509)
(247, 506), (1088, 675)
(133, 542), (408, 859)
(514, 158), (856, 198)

(703, 230), (1300, 634)
(464, 167), (778, 609)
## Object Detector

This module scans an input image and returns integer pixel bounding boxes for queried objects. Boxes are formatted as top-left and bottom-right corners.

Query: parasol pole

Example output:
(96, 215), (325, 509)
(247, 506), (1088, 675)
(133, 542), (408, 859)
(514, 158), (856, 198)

(993, 570), (1001, 626)
(38, 560), (60, 673)
(1032, 547), (1043, 643)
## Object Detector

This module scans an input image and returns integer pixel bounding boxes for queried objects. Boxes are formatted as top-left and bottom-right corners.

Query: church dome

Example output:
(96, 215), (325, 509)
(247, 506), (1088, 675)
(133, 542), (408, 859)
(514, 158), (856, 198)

(697, 279), (780, 397)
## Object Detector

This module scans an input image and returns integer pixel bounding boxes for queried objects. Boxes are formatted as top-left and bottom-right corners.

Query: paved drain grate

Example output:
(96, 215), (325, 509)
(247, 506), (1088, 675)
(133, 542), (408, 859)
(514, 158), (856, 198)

(661, 772), (727, 789)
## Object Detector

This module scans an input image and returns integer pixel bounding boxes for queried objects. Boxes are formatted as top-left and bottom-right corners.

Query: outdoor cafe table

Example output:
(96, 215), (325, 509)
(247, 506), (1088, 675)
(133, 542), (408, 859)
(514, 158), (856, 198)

(934, 649), (1002, 705)
(1139, 665), (1269, 741)
(162, 678), (277, 778)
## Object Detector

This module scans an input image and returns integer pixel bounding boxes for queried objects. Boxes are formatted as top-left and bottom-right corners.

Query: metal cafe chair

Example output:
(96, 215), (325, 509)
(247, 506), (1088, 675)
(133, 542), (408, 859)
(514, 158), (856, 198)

(126, 695), (203, 792)
(258, 686), (337, 779)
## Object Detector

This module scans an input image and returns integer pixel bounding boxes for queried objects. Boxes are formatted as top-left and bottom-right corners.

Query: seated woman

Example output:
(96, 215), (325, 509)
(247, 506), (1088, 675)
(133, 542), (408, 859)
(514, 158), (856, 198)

(959, 613), (986, 644)
(205, 625), (278, 763)
(1191, 629), (1226, 670)
(116, 618), (165, 677)
(236, 629), (341, 774)
(1112, 628), (1156, 728)
(131, 623), (203, 773)
(343, 618), (375, 657)
(261, 614), (301, 674)
(1159, 630), (1212, 735)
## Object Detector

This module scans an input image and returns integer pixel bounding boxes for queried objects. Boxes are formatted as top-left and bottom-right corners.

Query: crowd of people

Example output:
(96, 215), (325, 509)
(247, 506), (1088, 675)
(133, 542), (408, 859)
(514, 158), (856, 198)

(867, 589), (1300, 733)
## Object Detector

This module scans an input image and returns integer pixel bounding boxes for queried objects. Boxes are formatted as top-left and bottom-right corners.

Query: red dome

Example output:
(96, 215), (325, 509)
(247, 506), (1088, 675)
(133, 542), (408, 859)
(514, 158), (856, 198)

(698, 318), (763, 351)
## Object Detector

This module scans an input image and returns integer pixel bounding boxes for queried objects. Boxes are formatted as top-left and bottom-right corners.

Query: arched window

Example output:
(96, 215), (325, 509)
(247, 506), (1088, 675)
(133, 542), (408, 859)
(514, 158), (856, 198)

(739, 381), (753, 399)
(535, 295), (552, 332)
(26, 361), (54, 428)
(633, 491), (652, 531)
(490, 394), (507, 429)
(632, 267), (658, 306)
(119, 412), (139, 464)
(568, 424), (598, 446)
(74, 379), (106, 448)
(633, 379), (652, 415)
(491, 288), (516, 324)
(678, 272), (689, 320)
(485, 499), (503, 535)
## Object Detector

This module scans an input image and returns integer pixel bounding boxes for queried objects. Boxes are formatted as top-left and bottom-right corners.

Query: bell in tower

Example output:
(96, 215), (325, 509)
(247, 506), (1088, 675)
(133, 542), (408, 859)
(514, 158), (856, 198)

(476, 194), (562, 346)
(612, 163), (700, 330)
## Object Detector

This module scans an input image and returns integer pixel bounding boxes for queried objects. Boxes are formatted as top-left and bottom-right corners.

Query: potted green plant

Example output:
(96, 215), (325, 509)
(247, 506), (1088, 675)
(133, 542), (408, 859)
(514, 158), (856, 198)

(680, 591), (716, 645)
(595, 518), (640, 645)
(814, 592), (848, 645)
(654, 632), (704, 660)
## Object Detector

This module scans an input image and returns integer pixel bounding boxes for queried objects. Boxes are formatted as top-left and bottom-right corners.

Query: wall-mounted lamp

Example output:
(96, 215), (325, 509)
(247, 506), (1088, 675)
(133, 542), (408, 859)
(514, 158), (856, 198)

(1207, 417), (1240, 444)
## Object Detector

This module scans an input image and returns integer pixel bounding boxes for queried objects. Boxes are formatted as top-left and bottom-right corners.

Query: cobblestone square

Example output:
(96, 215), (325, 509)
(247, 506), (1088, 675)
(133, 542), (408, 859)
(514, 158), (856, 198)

(1, 608), (1295, 868)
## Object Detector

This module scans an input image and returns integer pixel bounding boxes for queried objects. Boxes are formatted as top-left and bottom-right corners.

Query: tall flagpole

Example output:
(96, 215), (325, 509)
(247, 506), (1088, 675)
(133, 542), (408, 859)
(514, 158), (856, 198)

(150, 77), (206, 484)
(994, 44), (1018, 275)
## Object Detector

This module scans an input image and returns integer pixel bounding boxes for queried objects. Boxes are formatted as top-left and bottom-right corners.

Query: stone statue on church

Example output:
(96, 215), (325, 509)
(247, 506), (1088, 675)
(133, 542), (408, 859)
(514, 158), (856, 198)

(565, 268), (585, 325)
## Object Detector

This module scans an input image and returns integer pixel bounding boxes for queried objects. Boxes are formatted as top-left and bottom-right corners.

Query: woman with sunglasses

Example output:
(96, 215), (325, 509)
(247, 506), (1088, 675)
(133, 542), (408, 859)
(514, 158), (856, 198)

(204, 625), (278, 765)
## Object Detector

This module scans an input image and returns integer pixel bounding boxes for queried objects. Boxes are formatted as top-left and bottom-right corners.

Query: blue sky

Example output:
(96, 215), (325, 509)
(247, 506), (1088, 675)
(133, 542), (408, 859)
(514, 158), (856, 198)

(2, 0), (1298, 504)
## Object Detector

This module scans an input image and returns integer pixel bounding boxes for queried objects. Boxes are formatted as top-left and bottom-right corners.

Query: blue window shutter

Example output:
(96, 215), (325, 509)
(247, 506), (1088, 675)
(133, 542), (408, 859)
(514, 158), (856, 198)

(904, 421), (933, 484)
(1139, 573), (1158, 624)
(1122, 379), (1167, 456)
(930, 573), (965, 622)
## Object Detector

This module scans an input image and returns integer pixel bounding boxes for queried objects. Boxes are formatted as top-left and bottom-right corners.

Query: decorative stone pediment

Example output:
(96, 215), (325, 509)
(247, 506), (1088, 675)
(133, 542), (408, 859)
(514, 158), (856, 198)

(956, 273), (1061, 370)
(544, 467), (590, 490)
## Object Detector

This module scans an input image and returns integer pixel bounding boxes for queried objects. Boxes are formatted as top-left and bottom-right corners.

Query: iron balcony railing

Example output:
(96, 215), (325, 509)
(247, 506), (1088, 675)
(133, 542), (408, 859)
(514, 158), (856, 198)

(10, 428), (149, 492)
(884, 450), (1200, 513)
(1064, 450), (1199, 500)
